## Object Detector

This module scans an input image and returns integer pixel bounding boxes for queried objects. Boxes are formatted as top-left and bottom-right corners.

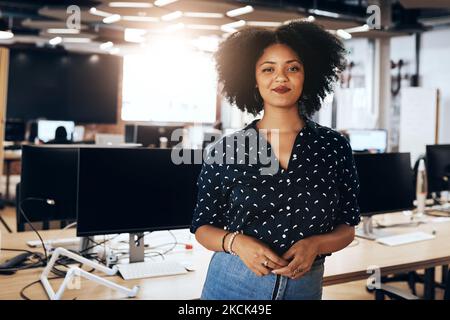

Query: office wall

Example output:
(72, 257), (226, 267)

(420, 28), (450, 144)
(390, 29), (450, 144)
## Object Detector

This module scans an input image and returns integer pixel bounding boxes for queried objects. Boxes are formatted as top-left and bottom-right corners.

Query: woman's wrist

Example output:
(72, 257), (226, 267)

(304, 235), (322, 255)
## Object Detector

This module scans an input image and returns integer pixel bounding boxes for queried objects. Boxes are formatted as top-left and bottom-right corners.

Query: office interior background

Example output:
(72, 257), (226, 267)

(0, 0), (449, 300)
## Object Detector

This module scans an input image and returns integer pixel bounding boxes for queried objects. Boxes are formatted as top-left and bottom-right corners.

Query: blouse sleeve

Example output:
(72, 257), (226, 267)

(190, 148), (229, 234)
(336, 138), (361, 226)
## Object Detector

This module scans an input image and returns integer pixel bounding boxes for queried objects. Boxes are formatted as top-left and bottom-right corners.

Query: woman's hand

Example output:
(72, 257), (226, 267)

(271, 237), (319, 280)
(232, 234), (289, 277)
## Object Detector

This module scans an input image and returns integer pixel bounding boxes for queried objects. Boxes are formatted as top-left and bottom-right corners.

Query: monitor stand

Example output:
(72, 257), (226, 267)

(129, 233), (145, 263)
(355, 216), (397, 240)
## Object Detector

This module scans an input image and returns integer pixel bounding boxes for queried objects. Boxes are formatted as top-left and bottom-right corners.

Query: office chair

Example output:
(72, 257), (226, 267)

(374, 269), (450, 300)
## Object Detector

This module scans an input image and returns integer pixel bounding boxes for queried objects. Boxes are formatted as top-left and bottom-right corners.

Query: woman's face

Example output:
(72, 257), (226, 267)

(255, 44), (304, 110)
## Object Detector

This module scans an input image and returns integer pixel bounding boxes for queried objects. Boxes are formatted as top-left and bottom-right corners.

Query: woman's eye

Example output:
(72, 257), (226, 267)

(262, 68), (273, 73)
(288, 66), (300, 72)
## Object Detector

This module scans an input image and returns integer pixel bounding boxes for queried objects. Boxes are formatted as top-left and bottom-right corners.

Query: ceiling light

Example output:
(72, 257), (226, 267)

(47, 28), (80, 34)
(122, 16), (159, 22)
(49, 36), (62, 45)
(161, 11), (183, 21)
(109, 2), (153, 8)
(100, 41), (114, 50)
(154, 0), (178, 7)
(226, 5), (253, 18)
(186, 24), (220, 30)
(166, 23), (185, 32)
(124, 28), (147, 43)
(62, 37), (92, 43)
(103, 14), (121, 24)
(183, 12), (224, 18)
(247, 21), (282, 27)
(336, 29), (352, 40)
(309, 9), (340, 19)
(89, 8), (113, 17)
(0, 30), (14, 40)
(221, 20), (246, 32)
(344, 24), (370, 33)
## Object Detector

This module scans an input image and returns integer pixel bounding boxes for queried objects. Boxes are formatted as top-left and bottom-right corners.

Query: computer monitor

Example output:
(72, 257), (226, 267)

(37, 120), (75, 143)
(426, 144), (450, 194)
(18, 145), (79, 231)
(76, 148), (202, 262)
(5, 120), (26, 142)
(347, 129), (388, 153)
(354, 152), (415, 239)
(125, 124), (184, 148)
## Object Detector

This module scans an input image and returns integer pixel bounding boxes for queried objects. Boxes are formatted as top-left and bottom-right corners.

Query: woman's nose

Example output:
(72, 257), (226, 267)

(274, 70), (288, 82)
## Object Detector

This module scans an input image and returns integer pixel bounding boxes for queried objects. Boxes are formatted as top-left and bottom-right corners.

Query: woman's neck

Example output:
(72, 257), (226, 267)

(257, 105), (305, 133)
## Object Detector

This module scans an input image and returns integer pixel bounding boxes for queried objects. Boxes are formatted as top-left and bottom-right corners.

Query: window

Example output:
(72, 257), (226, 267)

(122, 41), (217, 123)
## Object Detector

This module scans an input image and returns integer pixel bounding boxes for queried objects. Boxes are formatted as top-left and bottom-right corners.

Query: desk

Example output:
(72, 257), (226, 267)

(1, 212), (450, 300)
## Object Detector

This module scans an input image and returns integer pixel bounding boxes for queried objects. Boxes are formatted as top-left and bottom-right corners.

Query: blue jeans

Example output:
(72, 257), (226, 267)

(201, 252), (325, 300)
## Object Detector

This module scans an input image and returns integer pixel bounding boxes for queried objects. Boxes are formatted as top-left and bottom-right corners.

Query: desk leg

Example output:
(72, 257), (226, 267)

(424, 267), (435, 300)
(5, 160), (11, 201)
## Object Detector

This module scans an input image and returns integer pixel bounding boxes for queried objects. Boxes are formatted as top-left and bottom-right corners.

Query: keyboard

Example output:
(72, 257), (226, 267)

(117, 260), (188, 280)
(376, 232), (435, 246)
(27, 237), (80, 248)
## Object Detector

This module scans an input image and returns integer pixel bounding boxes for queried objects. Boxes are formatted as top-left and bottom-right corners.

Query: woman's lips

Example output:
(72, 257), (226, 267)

(272, 86), (291, 94)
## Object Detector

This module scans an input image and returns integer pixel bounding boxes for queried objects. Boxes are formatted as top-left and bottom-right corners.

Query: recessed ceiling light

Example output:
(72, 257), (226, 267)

(247, 21), (282, 27)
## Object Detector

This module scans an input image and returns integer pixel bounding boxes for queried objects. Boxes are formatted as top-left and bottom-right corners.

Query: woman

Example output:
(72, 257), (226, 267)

(191, 21), (360, 300)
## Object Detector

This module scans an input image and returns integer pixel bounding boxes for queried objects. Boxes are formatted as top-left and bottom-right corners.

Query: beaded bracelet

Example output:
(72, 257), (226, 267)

(227, 231), (241, 256)
(221, 232), (231, 253)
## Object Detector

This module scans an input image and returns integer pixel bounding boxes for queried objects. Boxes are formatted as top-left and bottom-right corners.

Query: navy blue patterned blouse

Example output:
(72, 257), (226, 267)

(190, 117), (360, 256)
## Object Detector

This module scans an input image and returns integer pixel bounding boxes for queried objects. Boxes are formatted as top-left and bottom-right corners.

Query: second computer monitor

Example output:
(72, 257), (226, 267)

(354, 152), (415, 216)
(19, 145), (78, 231)
(426, 144), (450, 194)
(76, 148), (202, 236)
(37, 120), (75, 143)
(125, 124), (184, 148)
(347, 129), (387, 153)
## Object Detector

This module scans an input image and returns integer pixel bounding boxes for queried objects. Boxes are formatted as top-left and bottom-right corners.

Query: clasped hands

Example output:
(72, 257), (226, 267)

(232, 234), (319, 280)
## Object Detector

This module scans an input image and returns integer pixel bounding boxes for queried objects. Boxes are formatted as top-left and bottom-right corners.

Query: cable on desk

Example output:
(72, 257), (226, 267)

(18, 198), (52, 264)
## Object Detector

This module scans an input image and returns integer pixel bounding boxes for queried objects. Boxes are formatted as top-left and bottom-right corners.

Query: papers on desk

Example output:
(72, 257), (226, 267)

(376, 232), (435, 246)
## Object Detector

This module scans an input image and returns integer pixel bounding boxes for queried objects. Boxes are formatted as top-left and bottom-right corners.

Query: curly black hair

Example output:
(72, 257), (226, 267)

(214, 21), (347, 117)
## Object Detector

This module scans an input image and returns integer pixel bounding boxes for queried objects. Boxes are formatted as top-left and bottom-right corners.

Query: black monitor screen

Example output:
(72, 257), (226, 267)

(354, 152), (415, 216)
(19, 145), (78, 228)
(5, 119), (26, 141)
(7, 48), (121, 124)
(76, 148), (202, 236)
(132, 125), (184, 148)
(426, 144), (450, 193)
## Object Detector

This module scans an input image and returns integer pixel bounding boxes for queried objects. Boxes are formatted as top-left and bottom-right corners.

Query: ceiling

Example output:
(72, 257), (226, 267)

(0, 0), (449, 54)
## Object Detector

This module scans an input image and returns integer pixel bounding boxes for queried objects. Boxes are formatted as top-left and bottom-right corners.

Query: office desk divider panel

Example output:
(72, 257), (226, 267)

(76, 147), (203, 263)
